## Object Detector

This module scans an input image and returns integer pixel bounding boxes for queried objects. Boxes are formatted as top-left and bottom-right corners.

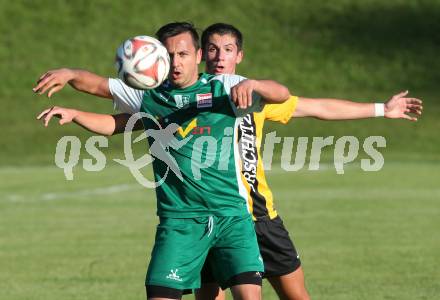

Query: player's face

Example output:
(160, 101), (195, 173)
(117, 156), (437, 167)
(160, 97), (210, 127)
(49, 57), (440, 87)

(164, 32), (202, 88)
(204, 33), (243, 75)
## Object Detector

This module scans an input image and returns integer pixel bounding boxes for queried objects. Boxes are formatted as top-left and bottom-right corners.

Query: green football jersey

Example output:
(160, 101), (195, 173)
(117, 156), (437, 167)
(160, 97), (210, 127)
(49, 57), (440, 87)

(110, 73), (263, 217)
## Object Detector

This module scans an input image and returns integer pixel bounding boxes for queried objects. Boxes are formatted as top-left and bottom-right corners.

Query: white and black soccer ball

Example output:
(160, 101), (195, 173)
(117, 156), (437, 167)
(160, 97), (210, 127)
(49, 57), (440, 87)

(115, 36), (170, 90)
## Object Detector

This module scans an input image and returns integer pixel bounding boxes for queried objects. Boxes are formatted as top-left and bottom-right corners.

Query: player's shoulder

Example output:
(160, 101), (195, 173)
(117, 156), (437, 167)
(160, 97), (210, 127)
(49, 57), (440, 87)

(206, 73), (247, 94)
(207, 73), (246, 84)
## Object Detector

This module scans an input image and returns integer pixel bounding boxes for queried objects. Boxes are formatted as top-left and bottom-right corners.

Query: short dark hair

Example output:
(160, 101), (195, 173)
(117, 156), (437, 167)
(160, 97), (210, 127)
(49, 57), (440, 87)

(155, 22), (200, 50)
(201, 23), (243, 51)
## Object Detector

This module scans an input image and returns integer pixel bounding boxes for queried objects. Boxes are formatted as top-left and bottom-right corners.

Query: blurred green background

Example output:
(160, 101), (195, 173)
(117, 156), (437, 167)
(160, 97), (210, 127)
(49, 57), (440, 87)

(0, 1), (439, 299)
(1, 0), (438, 165)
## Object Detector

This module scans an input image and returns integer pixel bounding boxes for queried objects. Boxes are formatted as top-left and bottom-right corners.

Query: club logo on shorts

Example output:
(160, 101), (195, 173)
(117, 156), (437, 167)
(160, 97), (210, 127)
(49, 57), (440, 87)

(196, 93), (212, 108)
(166, 269), (183, 282)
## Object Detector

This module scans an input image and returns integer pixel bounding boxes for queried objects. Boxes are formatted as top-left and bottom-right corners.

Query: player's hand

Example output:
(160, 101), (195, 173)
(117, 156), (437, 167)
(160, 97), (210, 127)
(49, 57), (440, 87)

(384, 91), (423, 121)
(231, 79), (257, 109)
(33, 68), (75, 98)
(37, 106), (77, 127)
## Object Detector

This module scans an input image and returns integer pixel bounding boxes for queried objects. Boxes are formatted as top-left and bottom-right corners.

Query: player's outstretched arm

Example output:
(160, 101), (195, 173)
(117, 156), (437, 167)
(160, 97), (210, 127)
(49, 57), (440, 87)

(33, 68), (112, 99)
(36, 107), (141, 136)
(294, 91), (422, 121)
(231, 79), (290, 109)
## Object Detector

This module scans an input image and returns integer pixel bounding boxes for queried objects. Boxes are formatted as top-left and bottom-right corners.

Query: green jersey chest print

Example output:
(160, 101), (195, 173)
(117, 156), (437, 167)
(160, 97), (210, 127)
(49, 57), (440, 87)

(109, 73), (263, 217)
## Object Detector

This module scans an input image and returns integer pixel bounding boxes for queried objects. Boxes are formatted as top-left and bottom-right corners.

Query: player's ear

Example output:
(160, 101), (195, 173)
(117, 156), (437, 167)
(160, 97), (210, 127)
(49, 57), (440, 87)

(236, 50), (243, 64)
(196, 48), (202, 64)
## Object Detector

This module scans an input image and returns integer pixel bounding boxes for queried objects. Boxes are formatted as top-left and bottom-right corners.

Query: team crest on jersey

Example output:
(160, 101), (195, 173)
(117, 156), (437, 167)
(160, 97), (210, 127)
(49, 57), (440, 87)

(196, 93), (212, 108)
(174, 95), (190, 108)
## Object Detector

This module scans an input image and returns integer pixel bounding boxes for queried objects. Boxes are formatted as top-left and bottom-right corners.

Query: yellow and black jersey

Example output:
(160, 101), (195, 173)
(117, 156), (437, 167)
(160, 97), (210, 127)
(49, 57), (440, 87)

(238, 96), (298, 220)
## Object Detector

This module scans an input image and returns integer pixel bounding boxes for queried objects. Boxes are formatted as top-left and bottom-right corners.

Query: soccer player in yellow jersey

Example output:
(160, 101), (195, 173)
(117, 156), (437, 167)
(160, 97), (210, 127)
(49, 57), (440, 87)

(195, 23), (422, 300)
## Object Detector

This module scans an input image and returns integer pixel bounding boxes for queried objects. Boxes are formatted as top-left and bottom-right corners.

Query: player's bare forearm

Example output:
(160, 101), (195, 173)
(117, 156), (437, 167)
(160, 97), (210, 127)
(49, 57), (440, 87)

(75, 112), (144, 135)
(33, 68), (112, 99)
(68, 69), (112, 99)
(254, 80), (290, 103)
(72, 111), (117, 136)
(294, 91), (422, 121)
(295, 98), (375, 120)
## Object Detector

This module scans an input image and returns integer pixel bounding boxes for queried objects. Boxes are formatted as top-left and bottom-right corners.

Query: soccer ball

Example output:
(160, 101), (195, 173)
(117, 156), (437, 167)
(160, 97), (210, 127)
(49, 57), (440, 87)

(115, 36), (170, 90)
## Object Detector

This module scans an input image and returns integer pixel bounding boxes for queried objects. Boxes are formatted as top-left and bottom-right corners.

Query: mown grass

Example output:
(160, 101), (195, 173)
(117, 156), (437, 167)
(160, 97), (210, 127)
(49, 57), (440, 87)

(0, 163), (439, 299)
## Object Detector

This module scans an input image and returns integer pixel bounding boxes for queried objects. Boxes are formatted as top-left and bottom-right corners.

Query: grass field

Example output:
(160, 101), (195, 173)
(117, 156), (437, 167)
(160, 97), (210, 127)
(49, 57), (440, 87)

(1, 162), (439, 300)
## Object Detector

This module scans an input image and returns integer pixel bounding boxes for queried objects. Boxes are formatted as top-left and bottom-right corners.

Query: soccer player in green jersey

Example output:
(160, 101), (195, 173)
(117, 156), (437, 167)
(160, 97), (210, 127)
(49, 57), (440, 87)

(34, 22), (422, 300)
(34, 22), (291, 300)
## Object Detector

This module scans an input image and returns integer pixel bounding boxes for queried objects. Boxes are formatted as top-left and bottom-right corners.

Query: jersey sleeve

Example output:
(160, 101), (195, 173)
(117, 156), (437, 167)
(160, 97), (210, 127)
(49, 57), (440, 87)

(217, 74), (264, 117)
(108, 78), (144, 114)
(263, 95), (298, 124)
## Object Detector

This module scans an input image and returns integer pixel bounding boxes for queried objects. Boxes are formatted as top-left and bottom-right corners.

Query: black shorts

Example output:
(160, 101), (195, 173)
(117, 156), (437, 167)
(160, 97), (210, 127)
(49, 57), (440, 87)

(254, 215), (301, 277)
(201, 215), (301, 281)
(198, 267), (262, 290)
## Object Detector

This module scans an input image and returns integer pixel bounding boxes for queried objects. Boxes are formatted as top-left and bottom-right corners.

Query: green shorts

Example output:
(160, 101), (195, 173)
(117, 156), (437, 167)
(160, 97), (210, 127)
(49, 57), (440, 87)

(145, 215), (263, 290)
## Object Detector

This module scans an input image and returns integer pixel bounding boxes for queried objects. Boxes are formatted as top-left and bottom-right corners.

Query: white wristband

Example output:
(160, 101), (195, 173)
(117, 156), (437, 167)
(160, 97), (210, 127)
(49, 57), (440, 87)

(374, 103), (385, 117)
